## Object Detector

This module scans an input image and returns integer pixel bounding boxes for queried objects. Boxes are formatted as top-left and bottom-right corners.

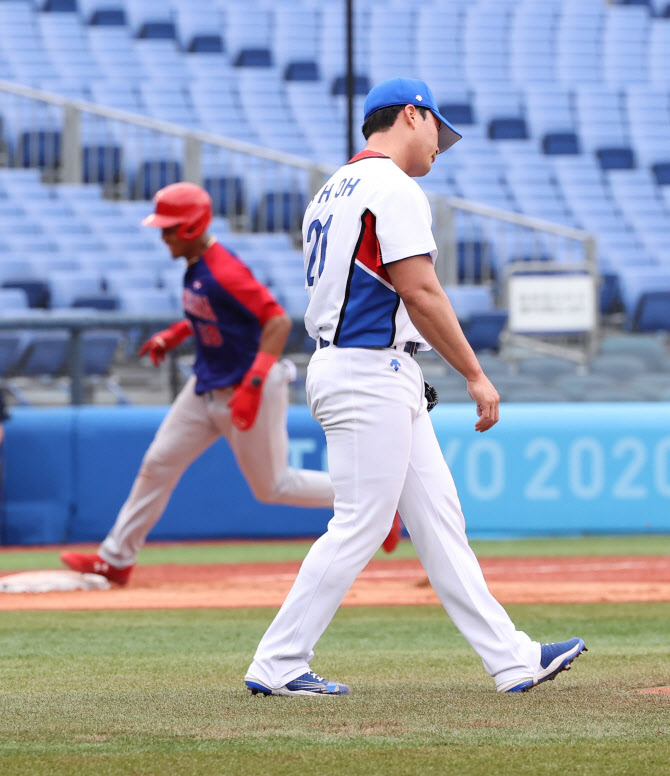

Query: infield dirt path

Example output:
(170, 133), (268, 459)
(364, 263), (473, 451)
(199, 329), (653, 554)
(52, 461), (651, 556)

(1, 554), (669, 610)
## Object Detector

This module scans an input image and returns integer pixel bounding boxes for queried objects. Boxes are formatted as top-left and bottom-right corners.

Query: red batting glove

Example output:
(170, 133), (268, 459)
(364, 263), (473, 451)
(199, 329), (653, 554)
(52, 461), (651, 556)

(228, 351), (278, 431)
(138, 320), (193, 366)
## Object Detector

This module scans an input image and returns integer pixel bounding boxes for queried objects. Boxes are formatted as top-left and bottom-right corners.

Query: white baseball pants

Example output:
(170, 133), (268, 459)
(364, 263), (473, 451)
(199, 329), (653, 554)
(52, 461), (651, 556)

(247, 345), (541, 691)
(100, 361), (334, 568)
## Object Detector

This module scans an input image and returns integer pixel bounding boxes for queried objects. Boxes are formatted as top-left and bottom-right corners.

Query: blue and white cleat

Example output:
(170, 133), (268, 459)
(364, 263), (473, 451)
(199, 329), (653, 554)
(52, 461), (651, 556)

(246, 670), (350, 697)
(498, 637), (587, 693)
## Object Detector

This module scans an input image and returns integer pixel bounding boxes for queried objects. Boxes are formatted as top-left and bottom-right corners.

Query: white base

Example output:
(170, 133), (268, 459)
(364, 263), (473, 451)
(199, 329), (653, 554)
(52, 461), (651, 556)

(0, 570), (111, 593)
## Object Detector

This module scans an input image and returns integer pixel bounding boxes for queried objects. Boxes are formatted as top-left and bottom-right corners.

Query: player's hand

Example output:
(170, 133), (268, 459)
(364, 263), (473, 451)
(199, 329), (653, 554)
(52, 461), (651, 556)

(139, 334), (168, 366)
(138, 320), (193, 367)
(228, 352), (278, 431)
(466, 373), (499, 432)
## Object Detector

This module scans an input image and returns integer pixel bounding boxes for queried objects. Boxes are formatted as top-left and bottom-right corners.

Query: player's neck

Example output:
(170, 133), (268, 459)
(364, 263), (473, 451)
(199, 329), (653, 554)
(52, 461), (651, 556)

(364, 139), (412, 176)
(184, 233), (214, 264)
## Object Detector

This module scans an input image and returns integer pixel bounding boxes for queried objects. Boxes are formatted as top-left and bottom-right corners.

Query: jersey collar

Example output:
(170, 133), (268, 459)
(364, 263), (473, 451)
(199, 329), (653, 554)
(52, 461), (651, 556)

(347, 150), (389, 164)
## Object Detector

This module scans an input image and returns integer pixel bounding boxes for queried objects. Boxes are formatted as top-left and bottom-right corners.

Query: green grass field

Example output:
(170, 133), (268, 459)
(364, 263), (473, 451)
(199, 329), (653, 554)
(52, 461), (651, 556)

(0, 604), (668, 776)
(0, 537), (668, 775)
(1, 533), (669, 571)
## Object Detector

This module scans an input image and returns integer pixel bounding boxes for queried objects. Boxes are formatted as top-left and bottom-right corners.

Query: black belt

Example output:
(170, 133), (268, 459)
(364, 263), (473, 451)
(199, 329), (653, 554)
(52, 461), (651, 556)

(317, 338), (418, 357)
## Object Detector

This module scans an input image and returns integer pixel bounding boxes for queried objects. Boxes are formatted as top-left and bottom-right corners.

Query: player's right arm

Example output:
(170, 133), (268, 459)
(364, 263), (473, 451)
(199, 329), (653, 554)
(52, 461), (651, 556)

(386, 255), (499, 432)
(139, 319), (194, 366)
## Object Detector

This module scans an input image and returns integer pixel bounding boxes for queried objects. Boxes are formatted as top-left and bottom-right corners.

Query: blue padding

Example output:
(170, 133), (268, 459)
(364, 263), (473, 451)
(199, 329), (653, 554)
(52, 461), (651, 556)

(3, 409), (74, 544)
(70, 406), (331, 543)
(3, 404), (670, 545)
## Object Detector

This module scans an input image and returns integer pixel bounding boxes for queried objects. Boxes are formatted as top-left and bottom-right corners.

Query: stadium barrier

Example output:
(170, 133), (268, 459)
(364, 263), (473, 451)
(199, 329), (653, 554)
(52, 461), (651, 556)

(2, 403), (669, 545)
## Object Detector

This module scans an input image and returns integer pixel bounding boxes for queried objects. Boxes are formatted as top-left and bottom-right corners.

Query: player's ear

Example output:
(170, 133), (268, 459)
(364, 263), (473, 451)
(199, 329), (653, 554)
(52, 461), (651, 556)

(404, 104), (417, 129)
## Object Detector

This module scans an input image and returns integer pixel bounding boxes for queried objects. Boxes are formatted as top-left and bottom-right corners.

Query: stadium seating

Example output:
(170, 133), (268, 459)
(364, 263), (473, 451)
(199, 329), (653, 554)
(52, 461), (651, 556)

(1, 0), (670, 404)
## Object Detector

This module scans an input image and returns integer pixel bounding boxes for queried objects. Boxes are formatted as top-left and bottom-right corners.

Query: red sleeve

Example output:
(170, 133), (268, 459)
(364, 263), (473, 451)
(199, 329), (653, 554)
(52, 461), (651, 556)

(203, 243), (285, 325)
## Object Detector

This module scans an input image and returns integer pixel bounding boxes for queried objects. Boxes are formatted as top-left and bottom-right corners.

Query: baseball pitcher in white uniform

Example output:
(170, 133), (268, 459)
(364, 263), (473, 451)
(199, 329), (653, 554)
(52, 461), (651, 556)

(245, 78), (586, 697)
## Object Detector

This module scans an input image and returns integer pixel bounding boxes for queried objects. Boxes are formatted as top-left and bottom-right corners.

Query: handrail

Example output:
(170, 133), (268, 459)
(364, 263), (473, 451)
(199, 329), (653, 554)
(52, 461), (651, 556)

(0, 79), (335, 176)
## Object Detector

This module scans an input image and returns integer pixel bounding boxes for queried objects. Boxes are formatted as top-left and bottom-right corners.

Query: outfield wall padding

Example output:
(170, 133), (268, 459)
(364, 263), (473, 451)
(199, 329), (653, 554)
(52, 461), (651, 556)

(2, 403), (670, 545)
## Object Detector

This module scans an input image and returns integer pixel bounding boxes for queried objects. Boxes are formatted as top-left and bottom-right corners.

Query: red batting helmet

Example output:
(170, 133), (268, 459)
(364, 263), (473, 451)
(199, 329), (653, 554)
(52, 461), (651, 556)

(141, 182), (212, 240)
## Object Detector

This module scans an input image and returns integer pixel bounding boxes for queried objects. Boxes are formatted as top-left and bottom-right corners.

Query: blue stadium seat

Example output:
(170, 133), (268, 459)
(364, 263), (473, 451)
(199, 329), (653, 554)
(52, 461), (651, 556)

(81, 330), (122, 375)
(439, 103), (475, 126)
(542, 133), (581, 155)
(331, 75), (370, 96)
(72, 295), (120, 311)
(103, 269), (158, 296)
(0, 287), (29, 313)
(134, 160), (182, 200)
(234, 49), (272, 68)
(1, 280), (50, 309)
(463, 311), (508, 352)
(253, 192), (305, 233)
(443, 285), (494, 320)
(488, 118), (529, 140)
(651, 162), (670, 184)
(596, 147), (636, 170)
(82, 2), (126, 27)
(16, 130), (61, 169)
(20, 330), (70, 378)
(48, 271), (103, 308)
(284, 62), (319, 82)
(118, 287), (179, 313)
(632, 291), (670, 331)
(36, 0), (78, 10)
(0, 332), (30, 379)
(600, 273), (624, 314)
(83, 144), (123, 184)
(205, 176), (244, 217)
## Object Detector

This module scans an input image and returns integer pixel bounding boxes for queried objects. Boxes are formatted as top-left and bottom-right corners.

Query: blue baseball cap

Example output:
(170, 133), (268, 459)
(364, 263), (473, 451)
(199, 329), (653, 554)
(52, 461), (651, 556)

(363, 77), (462, 153)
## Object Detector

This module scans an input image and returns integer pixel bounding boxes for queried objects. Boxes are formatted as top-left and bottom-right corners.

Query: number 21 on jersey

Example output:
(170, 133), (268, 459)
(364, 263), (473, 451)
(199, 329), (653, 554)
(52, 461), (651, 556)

(306, 215), (332, 287)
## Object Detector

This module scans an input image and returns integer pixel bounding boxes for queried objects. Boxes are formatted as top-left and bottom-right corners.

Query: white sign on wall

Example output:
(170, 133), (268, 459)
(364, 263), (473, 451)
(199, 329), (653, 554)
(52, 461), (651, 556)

(508, 274), (597, 334)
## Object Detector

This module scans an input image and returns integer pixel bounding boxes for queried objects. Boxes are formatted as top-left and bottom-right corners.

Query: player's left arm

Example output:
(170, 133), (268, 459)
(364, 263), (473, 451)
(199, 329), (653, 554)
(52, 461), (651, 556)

(228, 310), (291, 431)
(386, 255), (499, 432)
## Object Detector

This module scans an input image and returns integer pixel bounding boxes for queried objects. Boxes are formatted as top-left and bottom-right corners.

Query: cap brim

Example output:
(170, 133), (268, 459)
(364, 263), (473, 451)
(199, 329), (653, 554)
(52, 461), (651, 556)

(141, 213), (182, 228)
(431, 109), (462, 153)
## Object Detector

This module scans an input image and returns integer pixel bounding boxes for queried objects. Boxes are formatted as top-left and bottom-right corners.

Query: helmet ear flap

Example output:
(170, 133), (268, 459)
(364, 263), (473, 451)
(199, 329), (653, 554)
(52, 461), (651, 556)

(177, 222), (196, 240)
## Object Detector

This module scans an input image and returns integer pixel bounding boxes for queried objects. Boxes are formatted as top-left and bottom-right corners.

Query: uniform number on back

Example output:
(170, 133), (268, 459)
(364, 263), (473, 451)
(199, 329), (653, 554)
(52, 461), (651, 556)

(306, 215), (332, 287)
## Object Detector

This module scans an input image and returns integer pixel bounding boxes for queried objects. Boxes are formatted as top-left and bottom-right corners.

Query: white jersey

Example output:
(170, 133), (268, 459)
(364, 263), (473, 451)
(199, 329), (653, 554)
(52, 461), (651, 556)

(302, 151), (437, 350)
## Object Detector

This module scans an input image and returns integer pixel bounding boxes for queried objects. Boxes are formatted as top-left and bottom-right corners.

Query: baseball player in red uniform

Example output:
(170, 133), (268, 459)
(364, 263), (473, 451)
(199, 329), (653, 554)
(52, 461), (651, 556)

(244, 79), (586, 697)
(60, 183), (402, 584)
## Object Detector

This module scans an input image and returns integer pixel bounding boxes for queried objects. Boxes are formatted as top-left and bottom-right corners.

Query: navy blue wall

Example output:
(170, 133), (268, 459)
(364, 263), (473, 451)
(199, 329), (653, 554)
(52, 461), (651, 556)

(2, 403), (670, 545)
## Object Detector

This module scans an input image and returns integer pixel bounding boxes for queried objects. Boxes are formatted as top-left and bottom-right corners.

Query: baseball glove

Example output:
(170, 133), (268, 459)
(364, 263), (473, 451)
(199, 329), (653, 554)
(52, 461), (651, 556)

(424, 381), (439, 412)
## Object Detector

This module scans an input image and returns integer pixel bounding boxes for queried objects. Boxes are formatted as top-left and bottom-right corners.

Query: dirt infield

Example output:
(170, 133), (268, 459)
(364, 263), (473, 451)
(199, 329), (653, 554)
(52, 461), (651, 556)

(1, 554), (669, 610)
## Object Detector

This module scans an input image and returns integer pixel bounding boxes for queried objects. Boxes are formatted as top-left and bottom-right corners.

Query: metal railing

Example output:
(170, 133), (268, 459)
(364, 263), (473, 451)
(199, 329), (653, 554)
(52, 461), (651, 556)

(0, 79), (331, 234)
(0, 313), (178, 405)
